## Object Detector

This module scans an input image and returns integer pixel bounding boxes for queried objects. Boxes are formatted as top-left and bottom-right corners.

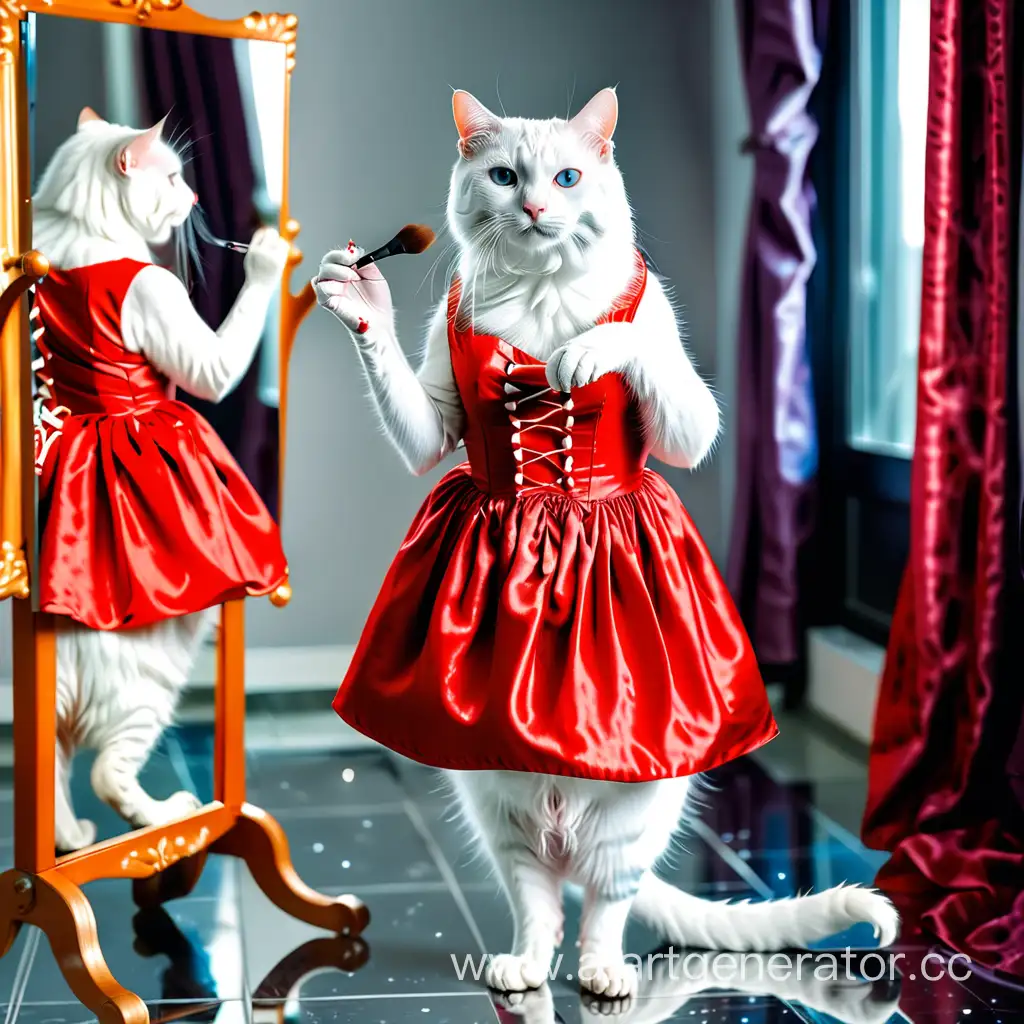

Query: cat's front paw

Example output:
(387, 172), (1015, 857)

(313, 242), (394, 340)
(546, 339), (629, 392)
(55, 817), (98, 853)
(133, 790), (203, 829)
(486, 953), (550, 992)
(578, 953), (638, 999)
(243, 227), (291, 288)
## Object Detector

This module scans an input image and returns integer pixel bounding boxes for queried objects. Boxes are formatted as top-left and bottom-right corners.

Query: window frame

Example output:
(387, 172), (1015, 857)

(808, 0), (912, 647)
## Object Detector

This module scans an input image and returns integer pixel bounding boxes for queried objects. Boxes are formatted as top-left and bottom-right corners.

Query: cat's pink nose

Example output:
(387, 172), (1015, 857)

(192, 192), (198, 206)
(523, 201), (545, 222)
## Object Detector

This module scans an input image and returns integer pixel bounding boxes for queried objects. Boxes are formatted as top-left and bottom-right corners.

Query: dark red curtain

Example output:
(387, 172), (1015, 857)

(139, 30), (279, 519)
(725, 0), (827, 668)
(862, 0), (1024, 976)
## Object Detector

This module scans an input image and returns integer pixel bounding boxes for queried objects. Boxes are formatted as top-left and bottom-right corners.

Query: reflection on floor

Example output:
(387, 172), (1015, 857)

(0, 711), (1019, 1022)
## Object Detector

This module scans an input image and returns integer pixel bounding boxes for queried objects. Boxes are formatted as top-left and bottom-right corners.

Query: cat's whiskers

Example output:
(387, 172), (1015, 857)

(459, 222), (492, 323)
(479, 225), (508, 309)
(466, 220), (504, 323)
(419, 223), (461, 298)
(165, 121), (186, 151)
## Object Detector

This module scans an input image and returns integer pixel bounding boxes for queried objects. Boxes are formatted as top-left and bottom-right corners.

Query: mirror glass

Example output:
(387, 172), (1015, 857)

(27, 13), (287, 852)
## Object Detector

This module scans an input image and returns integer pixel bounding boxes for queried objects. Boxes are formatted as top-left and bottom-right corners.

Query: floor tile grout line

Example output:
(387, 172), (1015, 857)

(402, 798), (490, 956)
(233, 858), (255, 1024)
(4, 1000), (244, 1009)
(320, 880), (496, 896)
(266, 990), (489, 1003)
(688, 818), (774, 899)
(260, 802), (409, 820)
(777, 999), (816, 1024)
(311, 879), (754, 898)
(803, 804), (880, 863)
(0, 993), (487, 1010)
(163, 731), (200, 803)
(4, 925), (40, 1024)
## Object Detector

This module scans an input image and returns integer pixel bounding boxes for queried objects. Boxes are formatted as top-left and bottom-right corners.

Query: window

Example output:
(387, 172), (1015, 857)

(847, 0), (928, 457)
(234, 38), (288, 407)
(240, 39), (287, 209)
(810, 0), (928, 643)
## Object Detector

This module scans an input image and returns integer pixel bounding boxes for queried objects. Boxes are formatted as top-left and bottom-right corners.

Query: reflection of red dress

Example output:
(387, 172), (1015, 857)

(34, 258), (287, 631)
(334, 251), (777, 782)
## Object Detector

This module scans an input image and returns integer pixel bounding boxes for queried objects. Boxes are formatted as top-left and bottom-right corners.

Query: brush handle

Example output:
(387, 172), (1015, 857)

(209, 237), (249, 254)
(354, 238), (405, 269)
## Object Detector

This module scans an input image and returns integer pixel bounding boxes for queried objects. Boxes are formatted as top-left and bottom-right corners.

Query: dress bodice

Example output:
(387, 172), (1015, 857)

(34, 259), (169, 417)
(447, 251), (650, 503)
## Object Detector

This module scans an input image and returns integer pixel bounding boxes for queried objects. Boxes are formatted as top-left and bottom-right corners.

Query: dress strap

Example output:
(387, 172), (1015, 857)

(446, 276), (463, 323)
(446, 276), (471, 348)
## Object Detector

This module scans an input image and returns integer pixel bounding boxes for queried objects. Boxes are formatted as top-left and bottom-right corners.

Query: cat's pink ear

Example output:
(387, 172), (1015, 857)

(78, 107), (104, 128)
(570, 88), (618, 159)
(117, 115), (168, 175)
(453, 90), (499, 158)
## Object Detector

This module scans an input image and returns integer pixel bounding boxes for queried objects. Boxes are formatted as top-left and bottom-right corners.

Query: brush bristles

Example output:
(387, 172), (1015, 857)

(396, 223), (435, 255)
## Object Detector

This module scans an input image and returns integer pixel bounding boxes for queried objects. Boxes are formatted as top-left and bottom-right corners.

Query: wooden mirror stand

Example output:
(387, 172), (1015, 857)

(0, 4), (365, 1023)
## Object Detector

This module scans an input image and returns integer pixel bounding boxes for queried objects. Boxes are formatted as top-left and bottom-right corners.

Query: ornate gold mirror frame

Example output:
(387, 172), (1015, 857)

(0, 5), (362, 1023)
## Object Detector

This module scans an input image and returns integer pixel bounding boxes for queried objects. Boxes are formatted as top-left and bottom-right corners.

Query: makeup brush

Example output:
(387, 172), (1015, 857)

(207, 237), (249, 254)
(354, 224), (435, 268)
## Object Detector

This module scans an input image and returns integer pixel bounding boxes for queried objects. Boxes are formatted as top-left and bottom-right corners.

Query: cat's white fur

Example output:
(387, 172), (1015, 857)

(496, 944), (900, 1024)
(35, 108), (288, 851)
(313, 89), (898, 994)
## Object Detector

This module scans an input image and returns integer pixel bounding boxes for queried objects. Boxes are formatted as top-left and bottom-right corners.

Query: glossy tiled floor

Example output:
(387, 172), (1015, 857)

(0, 713), (1020, 1023)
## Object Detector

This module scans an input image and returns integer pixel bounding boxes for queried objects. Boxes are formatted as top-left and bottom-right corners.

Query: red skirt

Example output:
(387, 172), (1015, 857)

(334, 466), (777, 781)
(39, 401), (287, 631)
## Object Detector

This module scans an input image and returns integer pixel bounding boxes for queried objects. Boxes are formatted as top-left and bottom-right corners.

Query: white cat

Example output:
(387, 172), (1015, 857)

(314, 88), (897, 995)
(33, 108), (289, 851)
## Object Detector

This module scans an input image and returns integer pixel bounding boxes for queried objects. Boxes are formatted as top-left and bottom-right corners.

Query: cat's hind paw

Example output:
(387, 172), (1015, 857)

(486, 953), (550, 992)
(578, 955), (638, 999)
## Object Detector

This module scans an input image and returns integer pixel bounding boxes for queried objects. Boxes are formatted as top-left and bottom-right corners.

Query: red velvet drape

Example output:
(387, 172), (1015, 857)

(862, 0), (1024, 975)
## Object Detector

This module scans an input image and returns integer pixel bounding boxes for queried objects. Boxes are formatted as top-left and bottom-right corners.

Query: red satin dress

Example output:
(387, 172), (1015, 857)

(33, 258), (287, 631)
(334, 251), (777, 781)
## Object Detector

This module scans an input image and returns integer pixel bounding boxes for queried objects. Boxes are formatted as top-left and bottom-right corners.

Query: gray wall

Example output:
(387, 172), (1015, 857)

(31, 15), (107, 176)
(1, 0), (751, 660)
(196, 0), (730, 647)
(712, 0), (753, 562)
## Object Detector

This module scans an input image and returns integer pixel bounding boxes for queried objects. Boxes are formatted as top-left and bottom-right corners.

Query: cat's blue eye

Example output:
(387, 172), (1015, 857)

(489, 167), (518, 187)
(554, 168), (582, 188)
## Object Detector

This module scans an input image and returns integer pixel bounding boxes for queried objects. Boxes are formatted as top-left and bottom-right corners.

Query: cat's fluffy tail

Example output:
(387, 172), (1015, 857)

(632, 876), (899, 951)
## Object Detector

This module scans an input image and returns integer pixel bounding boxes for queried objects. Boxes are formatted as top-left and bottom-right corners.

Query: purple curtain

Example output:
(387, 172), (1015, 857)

(139, 30), (279, 519)
(725, 0), (826, 666)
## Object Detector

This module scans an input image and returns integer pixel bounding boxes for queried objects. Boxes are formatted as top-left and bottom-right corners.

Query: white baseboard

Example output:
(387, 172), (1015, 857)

(807, 626), (885, 746)
(187, 643), (355, 691)
(0, 644), (357, 725)
(2, 631), (887, 752)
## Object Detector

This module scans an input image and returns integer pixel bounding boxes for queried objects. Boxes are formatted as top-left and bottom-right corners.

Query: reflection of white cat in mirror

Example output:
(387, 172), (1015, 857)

(495, 948), (901, 1024)
(32, 108), (290, 852)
